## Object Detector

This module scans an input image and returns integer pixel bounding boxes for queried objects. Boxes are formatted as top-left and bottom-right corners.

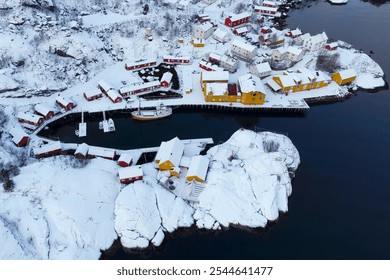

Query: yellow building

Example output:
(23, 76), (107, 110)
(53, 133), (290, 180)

(332, 69), (357, 85)
(200, 71), (229, 89)
(272, 75), (296, 94)
(186, 156), (210, 182)
(191, 38), (205, 47)
(155, 137), (184, 171)
(237, 74), (266, 105)
(204, 83), (239, 102)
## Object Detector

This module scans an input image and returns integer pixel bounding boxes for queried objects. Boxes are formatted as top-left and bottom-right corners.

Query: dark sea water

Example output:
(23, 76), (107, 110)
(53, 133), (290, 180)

(43, 0), (390, 259)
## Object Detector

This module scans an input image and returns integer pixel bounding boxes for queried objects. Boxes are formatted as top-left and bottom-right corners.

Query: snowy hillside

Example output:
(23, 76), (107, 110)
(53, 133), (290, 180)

(0, 128), (299, 258)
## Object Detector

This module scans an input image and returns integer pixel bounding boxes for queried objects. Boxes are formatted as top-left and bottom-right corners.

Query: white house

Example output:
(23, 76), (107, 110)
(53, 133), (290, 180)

(231, 40), (257, 61)
(303, 32), (328, 52)
(250, 62), (272, 78)
(194, 22), (214, 39)
(213, 28), (230, 43)
(272, 46), (304, 62)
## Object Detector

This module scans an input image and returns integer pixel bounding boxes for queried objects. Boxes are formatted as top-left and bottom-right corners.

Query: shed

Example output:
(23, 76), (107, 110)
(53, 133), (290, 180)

(186, 155), (210, 182)
(74, 143), (89, 159)
(56, 96), (75, 111)
(34, 104), (55, 119)
(118, 153), (133, 167)
(84, 90), (103, 101)
(155, 137), (184, 171)
(332, 69), (357, 85)
(9, 127), (29, 147)
(118, 165), (143, 184)
(160, 72), (173, 87)
(106, 89), (122, 103)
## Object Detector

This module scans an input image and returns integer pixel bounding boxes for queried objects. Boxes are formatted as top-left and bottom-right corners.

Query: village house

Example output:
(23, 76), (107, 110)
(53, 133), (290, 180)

(9, 127), (29, 147)
(272, 46), (304, 62)
(254, 5), (280, 17)
(118, 153), (133, 167)
(56, 96), (75, 111)
(34, 104), (55, 119)
(119, 81), (161, 96)
(213, 28), (230, 43)
(163, 55), (191, 64)
(325, 42), (339, 51)
(199, 59), (223, 72)
(74, 143), (89, 159)
(197, 14), (210, 23)
(125, 59), (157, 71)
(224, 12), (251, 28)
(263, 0), (278, 8)
(87, 147), (116, 160)
(250, 62), (272, 78)
(118, 166), (143, 184)
(302, 32), (328, 52)
(204, 82), (236, 102)
(34, 141), (62, 158)
(332, 69), (357, 85)
(200, 71), (229, 89)
(83, 90), (103, 102)
(155, 137), (185, 173)
(237, 74), (267, 105)
(233, 26), (249, 36)
(231, 40), (257, 61)
(194, 22), (214, 39)
(259, 28), (285, 47)
(286, 28), (302, 38)
(106, 89), (122, 103)
(17, 112), (44, 126)
(208, 53), (239, 73)
(186, 155), (210, 182)
(160, 72), (173, 87)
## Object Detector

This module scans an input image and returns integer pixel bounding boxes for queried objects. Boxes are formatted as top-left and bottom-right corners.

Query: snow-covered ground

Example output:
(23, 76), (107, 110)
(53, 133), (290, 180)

(0, 128), (299, 258)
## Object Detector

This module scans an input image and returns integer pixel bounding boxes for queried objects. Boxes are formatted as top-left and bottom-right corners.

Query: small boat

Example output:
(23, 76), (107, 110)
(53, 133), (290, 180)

(131, 101), (172, 121)
(107, 118), (115, 132)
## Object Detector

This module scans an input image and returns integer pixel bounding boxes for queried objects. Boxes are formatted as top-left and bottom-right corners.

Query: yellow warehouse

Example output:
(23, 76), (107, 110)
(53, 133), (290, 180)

(238, 74), (266, 105)
(332, 69), (357, 85)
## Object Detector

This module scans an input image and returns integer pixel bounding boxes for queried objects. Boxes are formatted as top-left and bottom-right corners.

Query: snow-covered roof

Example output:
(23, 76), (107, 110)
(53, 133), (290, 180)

(265, 77), (281, 91)
(156, 137), (184, 168)
(56, 96), (73, 106)
(186, 155), (210, 181)
(234, 26), (249, 33)
(34, 104), (54, 116)
(125, 59), (156, 67)
(75, 143), (89, 156)
(119, 166), (143, 180)
(88, 147), (115, 159)
(84, 90), (103, 99)
(209, 52), (222, 61)
(163, 55), (191, 61)
(309, 32), (328, 44)
(228, 12), (251, 22)
(327, 42), (339, 48)
(120, 81), (160, 94)
(34, 141), (62, 155)
(106, 89), (122, 101)
(255, 5), (278, 12)
(238, 74), (266, 94)
(179, 156), (191, 168)
(200, 60), (223, 71)
(118, 153), (133, 164)
(98, 80), (114, 91)
(274, 46), (288, 55)
(232, 40), (256, 53)
(287, 46), (304, 56)
(9, 126), (28, 145)
(290, 28), (302, 37)
(263, 0), (278, 6)
(213, 28), (229, 39)
(338, 69), (357, 79)
(161, 72), (173, 83)
(276, 75), (297, 88)
(196, 22), (213, 32)
(254, 62), (271, 73)
(296, 68), (316, 81)
(17, 112), (43, 123)
(201, 71), (229, 82)
(206, 82), (228, 96)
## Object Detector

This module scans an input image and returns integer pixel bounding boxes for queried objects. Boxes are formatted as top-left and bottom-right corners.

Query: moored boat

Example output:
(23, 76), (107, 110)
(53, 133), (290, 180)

(131, 102), (172, 121)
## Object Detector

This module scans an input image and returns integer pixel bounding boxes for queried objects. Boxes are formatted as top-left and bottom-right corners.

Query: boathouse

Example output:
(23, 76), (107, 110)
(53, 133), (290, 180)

(9, 127), (29, 147)
(231, 40), (257, 61)
(125, 59), (157, 71)
(87, 147), (115, 160)
(194, 22), (214, 39)
(34, 104), (55, 119)
(106, 89), (122, 103)
(34, 141), (62, 158)
(224, 12), (251, 28)
(213, 28), (230, 43)
(17, 112), (44, 126)
(237, 74), (266, 105)
(186, 156), (210, 182)
(331, 69), (357, 85)
(83, 90), (103, 101)
(118, 165), (143, 184)
(98, 80), (114, 93)
(250, 62), (272, 78)
(74, 143), (89, 159)
(155, 137), (184, 171)
(56, 96), (75, 111)
(119, 81), (161, 96)
(118, 153), (133, 167)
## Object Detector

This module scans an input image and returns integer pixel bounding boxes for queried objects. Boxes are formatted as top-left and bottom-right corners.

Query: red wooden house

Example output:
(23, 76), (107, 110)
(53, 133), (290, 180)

(160, 72), (173, 87)
(56, 96), (75, 111)
(34, 104), (55, 119)
(106, 89), (123, 103)
(118, 153), (133, 167)
(118, 165), (143, 184)
(87, 147), (116, 160)
(325, 42), (339, 51)
(83, 90), (103, 101)
(125, 59), (157, 71)
(224, 12), (251, 28)
(119, 81), (161, 96)
(98, 80), (114, 94)
(9, 127), (29, 147)
(17, 112), (44, 126)
(34, 141), (62, 158)
(254, 5), (278, 15)
(163, 55), (191, 64)
(233, 26), (249, 36)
